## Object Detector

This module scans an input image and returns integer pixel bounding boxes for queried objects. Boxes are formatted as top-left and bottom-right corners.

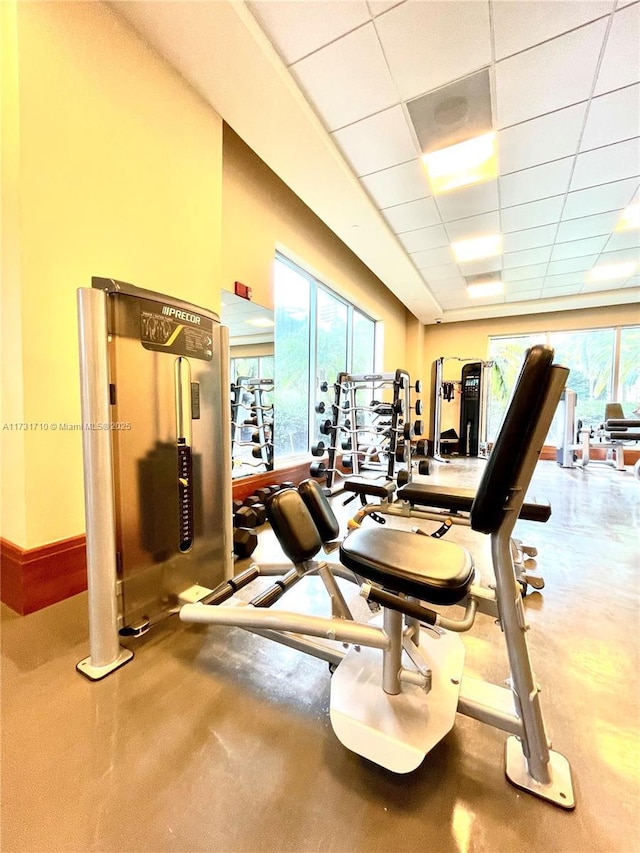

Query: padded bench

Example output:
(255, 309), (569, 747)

(397, 482), (551, 523)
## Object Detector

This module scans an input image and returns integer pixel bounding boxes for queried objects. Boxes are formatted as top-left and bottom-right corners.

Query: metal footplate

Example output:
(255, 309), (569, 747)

(329, 617), (465, 773)
(505, 736), (575, 809)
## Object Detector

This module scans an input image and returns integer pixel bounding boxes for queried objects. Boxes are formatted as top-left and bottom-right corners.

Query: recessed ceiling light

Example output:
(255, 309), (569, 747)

(467, 279), (504, 298)
(616, 202), (640, 232)
(246, 317), (274, 328)
(422, 132), (497, 195)
(588, 261), (638, 282)
(452, 233), (502, 263)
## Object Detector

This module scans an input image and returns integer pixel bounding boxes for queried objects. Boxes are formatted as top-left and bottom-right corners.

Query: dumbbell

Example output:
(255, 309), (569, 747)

(233, 527), (258, 559)
(234, 505), (260, 528)
(415, 439), (429, 456)
(417, 460), (431, 475)
(398, 377), (422, 394)
(251, 445), (271, 458)
(309, 461), (347, 480)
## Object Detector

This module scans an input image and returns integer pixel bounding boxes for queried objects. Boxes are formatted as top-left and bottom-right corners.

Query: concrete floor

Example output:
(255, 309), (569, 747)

(2, 458), (639, 853)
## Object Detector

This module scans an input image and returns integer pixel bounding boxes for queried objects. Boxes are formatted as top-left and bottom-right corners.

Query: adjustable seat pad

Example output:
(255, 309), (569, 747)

(340, 528), (474, 605)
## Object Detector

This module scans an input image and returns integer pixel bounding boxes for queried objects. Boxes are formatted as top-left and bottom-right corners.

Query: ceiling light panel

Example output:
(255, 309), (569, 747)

(570, 138), (640, 191)
(360, 160), (430, 208)
(374, 0), (491, 101)
(290, 24), (398, 132)
(451, 233), (502, 263)
(247, 1), (370, 65)
(616, 202), (640, 232)
(492, 0), (614, 61)
(500, 157), (574, 208)
(331, 105), (418, 176)
(594, 2), (640, 95)
(588, 261), (638, 281)
(498, 103), (586, 175)
(423, 133), (498, 195)
(494, 18), (608, 128)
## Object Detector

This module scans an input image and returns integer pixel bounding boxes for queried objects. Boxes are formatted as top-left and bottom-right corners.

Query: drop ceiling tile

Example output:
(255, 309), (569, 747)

(360, 159), (429, 208)
(503, 246), (552, 269)
(604, 229), (640, 252)
(581, 84), (640, 153)
(503, 224), (557, 253)
(500, 158), (573, 208)
(332, 106), (418, 176)
(550, 235), (609, 261)
(597, 246), (640, 265)
(457, 258), (503, 276)
(541, 284), (582, 297)
(547, 255), (600, 275)
(436, 180), (499, 221)
(500, 196), (565, 232)
(623, 276), (640, 289)
(570, 139), (640, 191)
(503, 263), (549, 281)
(544, 271), (588, 287)
(444, 211), (500, 241)
(248, 1), (371, 65)
(556, 210), (622, 241)
(411, 245), (455, 269)
(561, 178), (639, 220)
(504, 277), (545, 293)
(398, 224), (449, 253)
(375, 1), (492, 101)
(367, 0), (403, 15)
(422, 263), (465, 281)
(382, 196), (441, 232)
(595, 2), (640, 95)
(492, 0), (614, 61)
(510, 288), (543, 302)
(291, 24), (398, 132)
(428, 275), (467, 292)
(494, 19), (607, 128)
(498, 104), (587, 174)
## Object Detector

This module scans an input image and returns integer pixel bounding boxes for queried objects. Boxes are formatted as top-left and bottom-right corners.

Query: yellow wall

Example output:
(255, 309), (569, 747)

(221, 126), (408, 369)
(3, 1), (223, 549)
(423, 302), (640, 435)
(1, 0), (26, 546)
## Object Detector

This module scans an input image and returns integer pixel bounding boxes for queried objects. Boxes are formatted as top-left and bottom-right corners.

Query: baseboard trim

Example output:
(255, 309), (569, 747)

(1, 535), (87, 615)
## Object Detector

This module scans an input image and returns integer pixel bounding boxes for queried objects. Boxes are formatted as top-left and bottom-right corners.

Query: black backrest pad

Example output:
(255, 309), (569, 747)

(298, 479), (340, 542)
(266, 488), (322, 563)
(470, 345), (554, 535)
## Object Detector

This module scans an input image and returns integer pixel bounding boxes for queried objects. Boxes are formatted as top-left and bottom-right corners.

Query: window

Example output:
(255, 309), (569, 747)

(488, 325), (639, 443)
(273, 254), (376, 460)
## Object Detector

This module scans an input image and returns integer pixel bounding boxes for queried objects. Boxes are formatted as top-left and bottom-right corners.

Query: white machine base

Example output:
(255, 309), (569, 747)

(505, 736), (575, 809)
(330, 621), (465, 773)
(76, 648), (133, 681)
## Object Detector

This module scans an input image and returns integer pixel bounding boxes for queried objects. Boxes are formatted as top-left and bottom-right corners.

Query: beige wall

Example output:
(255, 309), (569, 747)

(221, 126), (408, 370)
(2, 1), (223, 549)
(423, 302), (640, 436)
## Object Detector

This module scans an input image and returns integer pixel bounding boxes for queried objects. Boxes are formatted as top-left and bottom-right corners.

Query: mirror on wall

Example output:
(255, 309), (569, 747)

(221, 291), (275, 479)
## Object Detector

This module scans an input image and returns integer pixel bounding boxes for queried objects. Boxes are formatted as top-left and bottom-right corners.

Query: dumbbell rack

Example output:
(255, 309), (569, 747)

(231, 376), (274, 476)
(312, 370), (422, 491)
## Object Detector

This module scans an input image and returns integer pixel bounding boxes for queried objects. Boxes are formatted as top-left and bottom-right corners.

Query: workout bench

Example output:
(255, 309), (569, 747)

(180, 345), (575, 808)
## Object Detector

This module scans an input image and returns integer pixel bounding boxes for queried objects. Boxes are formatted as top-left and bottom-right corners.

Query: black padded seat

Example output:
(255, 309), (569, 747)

(340, 527), (474, 605)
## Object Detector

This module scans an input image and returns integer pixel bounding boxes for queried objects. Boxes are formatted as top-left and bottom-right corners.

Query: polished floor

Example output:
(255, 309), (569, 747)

(2, 458), (639, 853)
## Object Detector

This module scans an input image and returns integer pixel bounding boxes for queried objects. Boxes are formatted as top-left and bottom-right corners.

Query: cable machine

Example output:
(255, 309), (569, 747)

(430, 357), (493, 463)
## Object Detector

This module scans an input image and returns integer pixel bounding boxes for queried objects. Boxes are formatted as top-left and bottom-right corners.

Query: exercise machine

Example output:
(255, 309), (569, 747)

(76, 277), (233, 679)
(430, 357), (493, 462)
(556, 392), (640, 480)
(180, 345), (574, 806)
